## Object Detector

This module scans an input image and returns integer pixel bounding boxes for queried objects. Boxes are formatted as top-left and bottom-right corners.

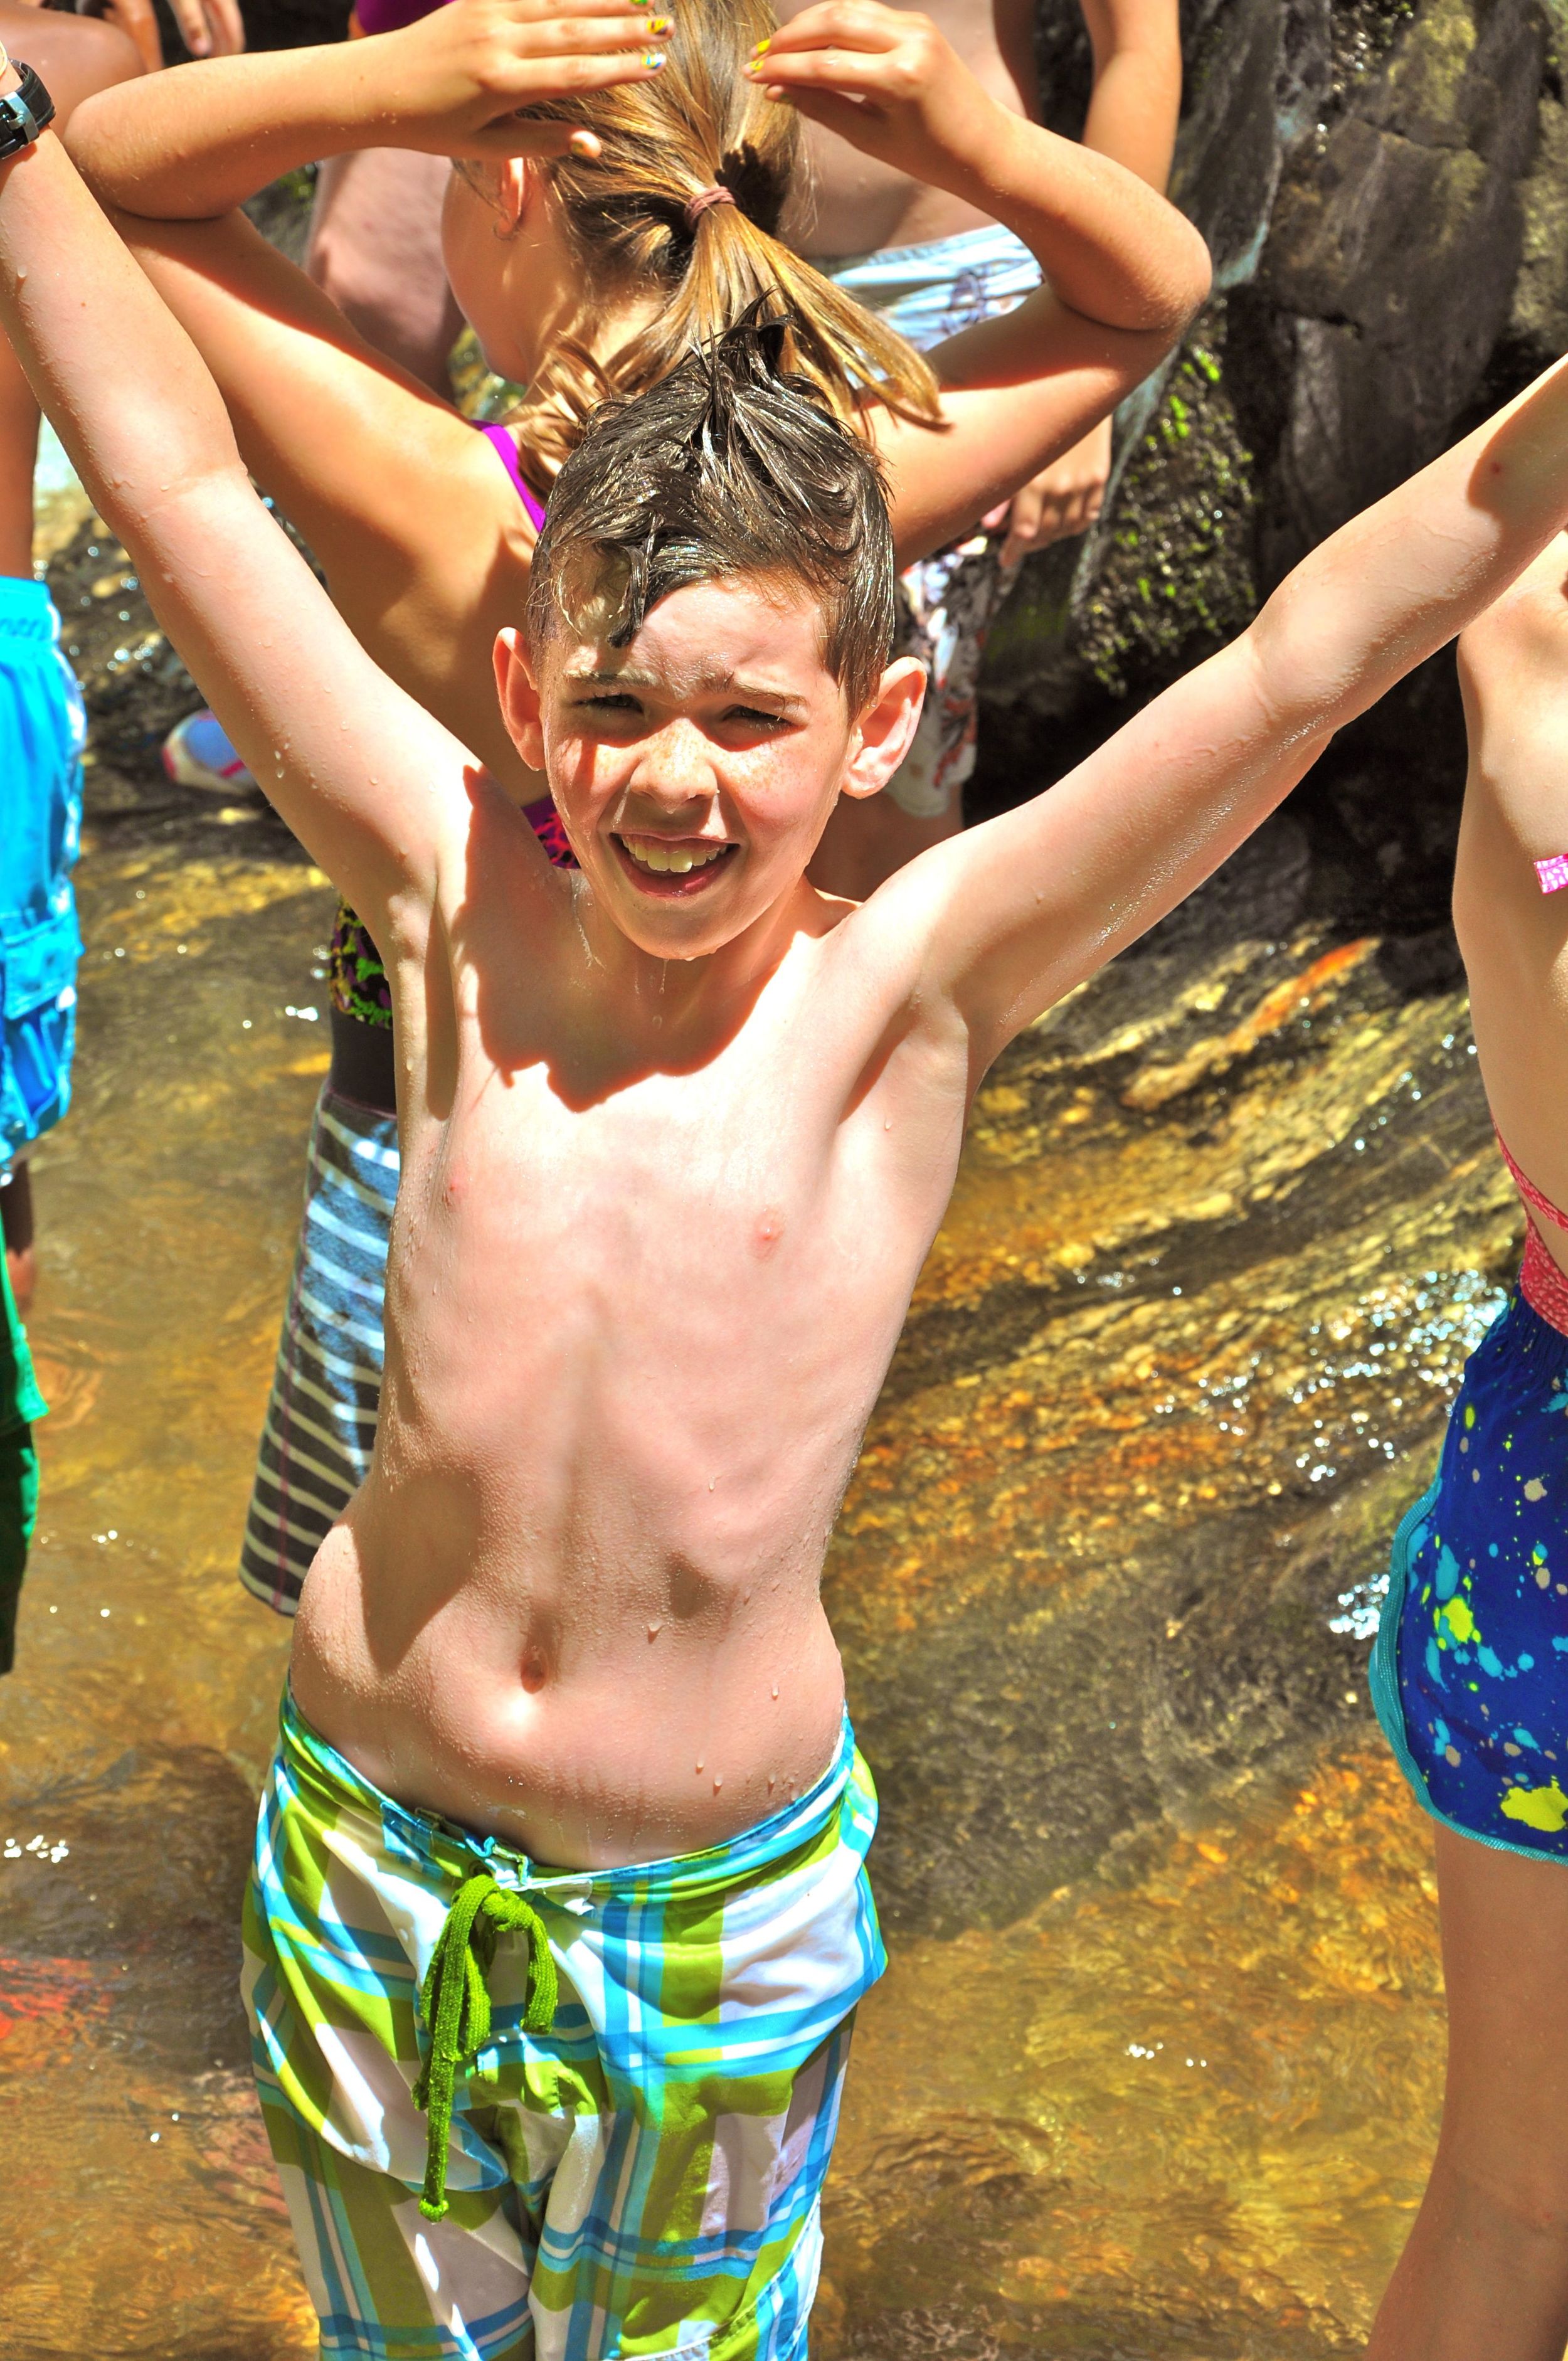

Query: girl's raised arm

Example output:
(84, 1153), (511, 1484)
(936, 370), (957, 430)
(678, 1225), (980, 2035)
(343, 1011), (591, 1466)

(876, 351), (1568, 1072)
(0, 95), (466, 923)
(753, 1), (1210, 564)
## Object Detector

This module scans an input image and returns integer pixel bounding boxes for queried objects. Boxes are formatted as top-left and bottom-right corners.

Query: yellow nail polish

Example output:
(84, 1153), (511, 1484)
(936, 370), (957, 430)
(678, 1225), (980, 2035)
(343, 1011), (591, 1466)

(649, 14), (671, 30)
(752, 34), (770, 52)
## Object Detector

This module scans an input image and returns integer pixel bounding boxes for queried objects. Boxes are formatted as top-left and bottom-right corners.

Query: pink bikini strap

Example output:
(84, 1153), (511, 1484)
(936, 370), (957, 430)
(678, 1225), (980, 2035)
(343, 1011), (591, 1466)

(478, 422), (547, 533)
(1496, 1126), (1568, 1234)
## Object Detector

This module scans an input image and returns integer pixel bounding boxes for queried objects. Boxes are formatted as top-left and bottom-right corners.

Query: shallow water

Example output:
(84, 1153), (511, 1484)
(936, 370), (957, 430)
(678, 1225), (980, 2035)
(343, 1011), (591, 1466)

(0, 551), (1517, 2355)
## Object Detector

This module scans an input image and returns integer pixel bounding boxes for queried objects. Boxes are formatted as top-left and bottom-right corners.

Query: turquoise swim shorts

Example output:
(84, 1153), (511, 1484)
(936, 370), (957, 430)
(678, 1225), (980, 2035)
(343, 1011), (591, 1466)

(243, 1690), (887, 2360)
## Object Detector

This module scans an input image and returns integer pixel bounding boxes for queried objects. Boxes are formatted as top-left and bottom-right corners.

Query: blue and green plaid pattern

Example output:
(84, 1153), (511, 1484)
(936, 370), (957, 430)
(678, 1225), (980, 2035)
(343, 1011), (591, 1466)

(242, 1690), (885, 2360)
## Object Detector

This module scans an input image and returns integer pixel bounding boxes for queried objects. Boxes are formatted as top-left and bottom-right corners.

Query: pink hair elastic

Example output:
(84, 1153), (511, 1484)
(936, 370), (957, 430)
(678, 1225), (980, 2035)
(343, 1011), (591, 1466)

(684, 185), (736, 227)
(1536, 854), (1568, 894)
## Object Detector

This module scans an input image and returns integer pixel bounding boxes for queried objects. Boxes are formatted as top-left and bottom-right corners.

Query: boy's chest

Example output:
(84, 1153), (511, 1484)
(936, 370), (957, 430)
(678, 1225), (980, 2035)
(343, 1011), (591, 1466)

(392, 1026), (963, 1384)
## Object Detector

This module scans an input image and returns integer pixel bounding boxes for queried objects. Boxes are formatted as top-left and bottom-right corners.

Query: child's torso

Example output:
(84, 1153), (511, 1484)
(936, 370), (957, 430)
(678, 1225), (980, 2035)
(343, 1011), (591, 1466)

(777, 0), (1038, 257)
(290, 846), (970, 1869)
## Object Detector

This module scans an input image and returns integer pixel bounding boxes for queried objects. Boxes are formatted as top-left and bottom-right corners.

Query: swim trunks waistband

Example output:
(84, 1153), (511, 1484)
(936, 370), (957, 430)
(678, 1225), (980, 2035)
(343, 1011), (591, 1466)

(0, 575), (65, 642)
(327, 999), (398, 1113)
(278, 1680), (860, 1895)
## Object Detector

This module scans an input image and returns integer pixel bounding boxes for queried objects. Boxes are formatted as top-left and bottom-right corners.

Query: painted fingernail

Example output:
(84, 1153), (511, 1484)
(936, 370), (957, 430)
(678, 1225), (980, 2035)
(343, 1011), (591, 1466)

(751, 34), (770, 52)
(648, 14), (671, 31)
(644, 47), (665, 66)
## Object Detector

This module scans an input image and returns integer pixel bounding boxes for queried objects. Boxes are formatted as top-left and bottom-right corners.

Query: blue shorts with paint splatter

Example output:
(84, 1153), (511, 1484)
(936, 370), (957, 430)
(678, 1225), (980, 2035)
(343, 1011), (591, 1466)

(1372, 1290), (1568, 1860)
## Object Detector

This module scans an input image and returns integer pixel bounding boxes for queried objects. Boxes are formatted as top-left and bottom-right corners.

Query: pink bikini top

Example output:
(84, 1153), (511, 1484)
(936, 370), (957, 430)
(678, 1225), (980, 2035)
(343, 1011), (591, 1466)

(1496, 1131), (1568, 1337)
(479, 421), (547, 533)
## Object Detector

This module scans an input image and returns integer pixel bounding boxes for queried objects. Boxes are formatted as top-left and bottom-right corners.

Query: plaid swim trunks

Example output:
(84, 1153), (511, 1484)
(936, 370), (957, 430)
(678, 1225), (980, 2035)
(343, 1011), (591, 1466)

(242, 1690), (886, 2361)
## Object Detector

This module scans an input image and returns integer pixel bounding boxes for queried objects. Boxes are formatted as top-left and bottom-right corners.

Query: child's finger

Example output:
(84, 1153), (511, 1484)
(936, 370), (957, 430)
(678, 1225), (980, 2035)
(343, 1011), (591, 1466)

(745, 49), (903, 100)
(755, 85), (882, 144)
(532, 5), (668, 45)
(469, 51), (667, 132)
(755, 0), (902, 58)
(485, 10), (669, 73)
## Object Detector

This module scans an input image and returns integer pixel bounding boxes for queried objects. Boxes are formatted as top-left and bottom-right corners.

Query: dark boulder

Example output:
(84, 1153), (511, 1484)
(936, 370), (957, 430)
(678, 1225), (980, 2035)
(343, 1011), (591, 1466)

(979, 0), (1562, 938)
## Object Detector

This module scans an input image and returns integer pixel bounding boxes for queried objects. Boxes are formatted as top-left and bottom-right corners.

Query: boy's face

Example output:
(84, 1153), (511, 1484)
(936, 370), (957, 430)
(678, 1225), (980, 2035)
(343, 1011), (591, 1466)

(497, 575), (924, 958)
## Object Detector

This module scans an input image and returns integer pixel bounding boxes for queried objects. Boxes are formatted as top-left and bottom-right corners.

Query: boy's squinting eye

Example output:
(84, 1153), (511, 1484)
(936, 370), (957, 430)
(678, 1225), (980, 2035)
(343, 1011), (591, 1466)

(723, 705), (792, 731)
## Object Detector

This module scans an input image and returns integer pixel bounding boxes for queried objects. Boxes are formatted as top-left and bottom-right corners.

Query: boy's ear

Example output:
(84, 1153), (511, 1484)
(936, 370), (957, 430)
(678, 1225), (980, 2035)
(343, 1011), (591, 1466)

(838, 658), (928, 802)
(494, 627), (544, 770)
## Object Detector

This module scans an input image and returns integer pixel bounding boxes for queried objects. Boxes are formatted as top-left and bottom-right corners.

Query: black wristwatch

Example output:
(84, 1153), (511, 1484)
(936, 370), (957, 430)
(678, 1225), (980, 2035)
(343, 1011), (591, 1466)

(0, 63), (55, 162)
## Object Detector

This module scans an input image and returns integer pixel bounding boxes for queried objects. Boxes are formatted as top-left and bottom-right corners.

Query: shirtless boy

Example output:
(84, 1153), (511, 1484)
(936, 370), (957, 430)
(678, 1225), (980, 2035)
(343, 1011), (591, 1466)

(11, 48), (1568, 2361)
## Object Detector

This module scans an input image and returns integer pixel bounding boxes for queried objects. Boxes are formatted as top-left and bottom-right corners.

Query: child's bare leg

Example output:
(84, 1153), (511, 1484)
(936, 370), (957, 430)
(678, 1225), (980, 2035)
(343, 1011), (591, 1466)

(1, 1165), (34, 1320)
(0, 336), (38, 581)
(305, 149), (464, 396)
(1365, 1825), (1568, 2361)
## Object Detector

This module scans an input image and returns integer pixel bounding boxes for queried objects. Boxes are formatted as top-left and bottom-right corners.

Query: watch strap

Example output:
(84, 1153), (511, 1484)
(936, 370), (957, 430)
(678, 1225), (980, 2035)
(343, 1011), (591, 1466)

(0, 63), (56, 162)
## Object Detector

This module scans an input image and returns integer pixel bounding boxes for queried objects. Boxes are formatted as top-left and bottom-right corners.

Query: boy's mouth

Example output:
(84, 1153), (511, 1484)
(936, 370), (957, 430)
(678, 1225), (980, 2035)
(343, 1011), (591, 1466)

(612, 834), (738, 896)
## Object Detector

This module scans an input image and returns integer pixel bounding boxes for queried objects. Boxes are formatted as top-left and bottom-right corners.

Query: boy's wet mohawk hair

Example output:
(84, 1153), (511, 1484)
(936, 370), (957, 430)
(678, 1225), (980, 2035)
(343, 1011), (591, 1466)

(526, 311), (898, 715)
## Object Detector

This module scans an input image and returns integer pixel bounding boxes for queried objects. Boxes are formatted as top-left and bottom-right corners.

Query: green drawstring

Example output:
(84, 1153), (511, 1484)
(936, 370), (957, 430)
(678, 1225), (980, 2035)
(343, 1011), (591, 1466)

(411, 1872), (559, 2221)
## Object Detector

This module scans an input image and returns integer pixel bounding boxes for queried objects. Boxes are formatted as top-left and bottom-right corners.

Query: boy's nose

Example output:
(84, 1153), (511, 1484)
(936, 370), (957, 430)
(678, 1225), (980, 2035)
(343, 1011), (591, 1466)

(625, 722), (717, 810)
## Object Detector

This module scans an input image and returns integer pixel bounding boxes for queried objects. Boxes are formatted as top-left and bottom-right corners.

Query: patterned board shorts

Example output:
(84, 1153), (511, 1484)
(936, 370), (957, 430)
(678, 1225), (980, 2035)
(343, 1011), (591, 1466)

(240, 1085), (398, 1613)
(824, 225), (1042, 820)
(243, 1690), (886, 2361)
(1372, 1288), (1568, 1859)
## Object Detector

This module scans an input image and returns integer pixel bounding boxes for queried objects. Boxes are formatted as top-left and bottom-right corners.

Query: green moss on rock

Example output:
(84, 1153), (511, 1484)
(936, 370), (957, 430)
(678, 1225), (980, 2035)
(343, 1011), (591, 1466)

(1076, 314), (1259, 700)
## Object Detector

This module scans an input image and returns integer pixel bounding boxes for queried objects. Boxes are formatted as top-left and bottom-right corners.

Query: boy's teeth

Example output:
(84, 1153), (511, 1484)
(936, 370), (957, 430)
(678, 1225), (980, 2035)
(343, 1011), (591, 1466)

(626, 839), (725, 875)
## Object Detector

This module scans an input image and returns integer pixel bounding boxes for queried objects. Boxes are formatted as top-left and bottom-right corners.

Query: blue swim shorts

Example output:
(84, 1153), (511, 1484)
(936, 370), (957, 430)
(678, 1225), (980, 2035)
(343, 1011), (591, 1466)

(1372, 1289), (1568, 1859)
(244, 1690), (886, 2360)
(0, 576), (85, 1170)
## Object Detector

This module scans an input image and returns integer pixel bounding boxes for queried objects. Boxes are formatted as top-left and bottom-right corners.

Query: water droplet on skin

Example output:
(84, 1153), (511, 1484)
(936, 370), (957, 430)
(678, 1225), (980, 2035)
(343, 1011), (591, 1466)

(647, 1620), (662, 1639)
(695, 1759), (704, 1773)
(712, 1774), (723, 1792)
(708, 1477), (716, 1491)
(771, 1685), (779, 1699)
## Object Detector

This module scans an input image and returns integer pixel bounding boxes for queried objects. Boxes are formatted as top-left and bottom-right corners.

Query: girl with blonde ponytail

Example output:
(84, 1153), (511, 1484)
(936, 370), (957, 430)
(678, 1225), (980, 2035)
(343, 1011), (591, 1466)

(67, 0), (1208, 1614)
(486, 0), (945, 475)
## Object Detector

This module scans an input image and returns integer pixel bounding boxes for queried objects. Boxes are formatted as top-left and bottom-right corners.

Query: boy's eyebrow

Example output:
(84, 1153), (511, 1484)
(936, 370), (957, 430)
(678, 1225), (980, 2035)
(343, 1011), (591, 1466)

(565, 663), (811, 715)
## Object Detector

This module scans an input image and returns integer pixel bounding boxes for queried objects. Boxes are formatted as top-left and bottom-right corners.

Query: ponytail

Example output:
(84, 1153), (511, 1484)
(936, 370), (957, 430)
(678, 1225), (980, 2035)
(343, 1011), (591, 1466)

(501, 0), (942, 482)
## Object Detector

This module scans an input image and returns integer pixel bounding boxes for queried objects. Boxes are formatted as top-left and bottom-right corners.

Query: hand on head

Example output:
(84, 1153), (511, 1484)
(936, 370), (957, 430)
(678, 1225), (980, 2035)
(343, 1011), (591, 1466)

(359, 0), (672, 161)
(743, 1), (999, 184)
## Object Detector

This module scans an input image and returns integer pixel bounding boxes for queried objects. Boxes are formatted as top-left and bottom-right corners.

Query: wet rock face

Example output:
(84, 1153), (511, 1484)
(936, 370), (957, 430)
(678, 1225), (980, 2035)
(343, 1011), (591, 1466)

(980, 0), (1560, 902)
(1256, 0), (1543, 576)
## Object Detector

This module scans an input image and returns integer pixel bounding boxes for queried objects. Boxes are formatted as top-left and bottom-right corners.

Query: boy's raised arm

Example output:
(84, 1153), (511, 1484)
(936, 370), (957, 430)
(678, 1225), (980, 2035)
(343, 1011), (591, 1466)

(893, 354), (1568, 1074)
(0, 94), (465, 920)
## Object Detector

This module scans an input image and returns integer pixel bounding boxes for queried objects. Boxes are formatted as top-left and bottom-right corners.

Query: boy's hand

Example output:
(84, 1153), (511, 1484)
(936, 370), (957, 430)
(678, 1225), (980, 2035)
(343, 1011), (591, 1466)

(746, 3), (1005, 189)
(363, 0), (669, 159)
